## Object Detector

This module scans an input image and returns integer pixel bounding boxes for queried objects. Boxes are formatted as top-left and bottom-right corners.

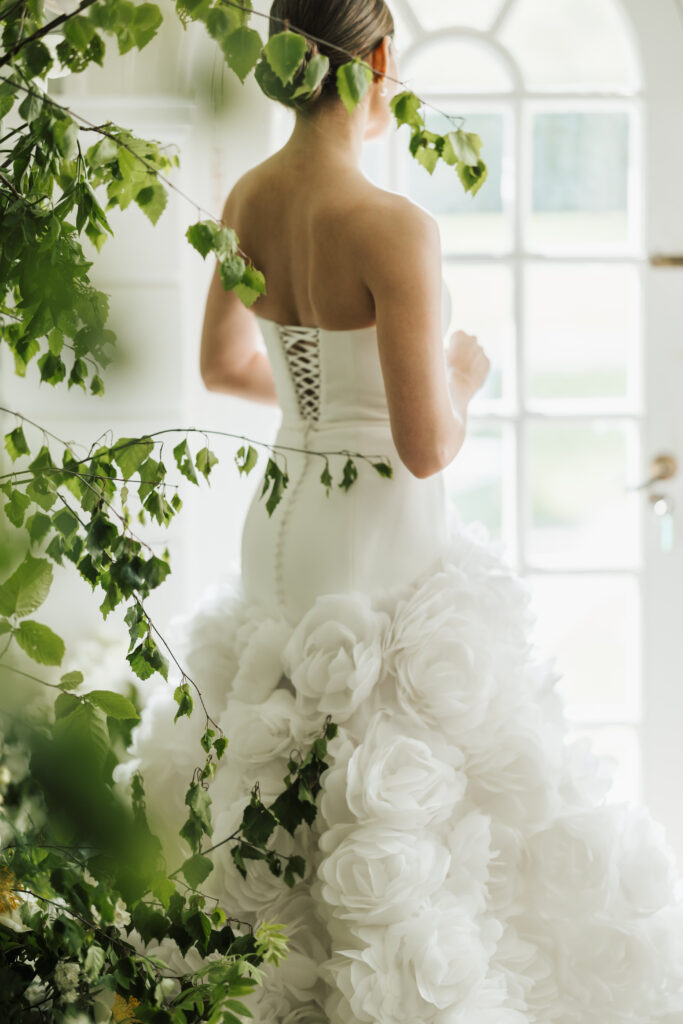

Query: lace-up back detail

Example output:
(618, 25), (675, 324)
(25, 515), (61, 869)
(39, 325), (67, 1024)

(279, 325), (322, 422)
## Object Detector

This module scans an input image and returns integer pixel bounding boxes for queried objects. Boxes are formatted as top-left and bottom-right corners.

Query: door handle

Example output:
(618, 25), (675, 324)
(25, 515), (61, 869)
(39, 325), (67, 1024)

(627, 453), (677, 491)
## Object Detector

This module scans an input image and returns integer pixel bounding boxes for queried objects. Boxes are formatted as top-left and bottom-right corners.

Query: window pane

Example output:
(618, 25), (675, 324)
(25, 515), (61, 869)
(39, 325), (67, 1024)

(527, 110), (631, 251)
(525, 420), (640, 568)
(412, 0), (508, 31)
(444, 423), (507, 542)
(402, 38), (513, 93)
(524, 263), (639, 402)
(405, 110), (510, 253)
(498, 0), (640, 91)
(565, 724), (642, 804)
(526, 573), (640, 717)
(441, 262), (513, 403)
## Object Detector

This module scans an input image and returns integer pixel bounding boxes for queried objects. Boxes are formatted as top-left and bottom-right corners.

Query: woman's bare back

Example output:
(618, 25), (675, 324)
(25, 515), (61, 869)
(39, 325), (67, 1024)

(224, 151), (415, 331)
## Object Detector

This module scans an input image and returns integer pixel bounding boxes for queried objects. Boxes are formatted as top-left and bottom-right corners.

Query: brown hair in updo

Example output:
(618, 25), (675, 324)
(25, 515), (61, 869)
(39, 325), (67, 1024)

(268, 0), (395, 114)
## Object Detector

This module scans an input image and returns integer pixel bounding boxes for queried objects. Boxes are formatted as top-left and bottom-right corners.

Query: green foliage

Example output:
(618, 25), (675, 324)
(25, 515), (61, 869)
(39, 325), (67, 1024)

(390, 89), (488, 195)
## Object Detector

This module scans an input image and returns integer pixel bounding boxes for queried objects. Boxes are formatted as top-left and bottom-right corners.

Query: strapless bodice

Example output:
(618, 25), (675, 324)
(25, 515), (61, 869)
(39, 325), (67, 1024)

(239, 283), (453, 622)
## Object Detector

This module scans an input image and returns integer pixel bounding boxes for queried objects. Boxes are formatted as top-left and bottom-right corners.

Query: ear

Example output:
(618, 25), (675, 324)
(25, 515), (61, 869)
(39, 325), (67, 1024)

(369, 35), (390, 83)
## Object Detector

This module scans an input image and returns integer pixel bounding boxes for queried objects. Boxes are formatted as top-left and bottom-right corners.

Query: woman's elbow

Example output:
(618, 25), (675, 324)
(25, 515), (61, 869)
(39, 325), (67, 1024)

(399, 428), (464, 479)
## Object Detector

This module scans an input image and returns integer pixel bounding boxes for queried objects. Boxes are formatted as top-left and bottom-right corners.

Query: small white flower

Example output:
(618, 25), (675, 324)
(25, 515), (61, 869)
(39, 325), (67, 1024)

(113, 896), (132, 929)
(54, 959), (80, 992)
(0, 765), (11, 785)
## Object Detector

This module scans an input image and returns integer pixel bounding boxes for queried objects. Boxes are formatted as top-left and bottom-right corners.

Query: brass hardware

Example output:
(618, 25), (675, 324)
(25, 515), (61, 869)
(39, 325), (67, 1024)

(628, 452), (678, 490)
(649, 254), (683, 266)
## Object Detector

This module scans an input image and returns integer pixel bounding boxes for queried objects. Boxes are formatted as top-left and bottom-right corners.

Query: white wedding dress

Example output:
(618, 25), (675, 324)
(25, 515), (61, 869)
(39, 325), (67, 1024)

(114, 282), (683, 1024)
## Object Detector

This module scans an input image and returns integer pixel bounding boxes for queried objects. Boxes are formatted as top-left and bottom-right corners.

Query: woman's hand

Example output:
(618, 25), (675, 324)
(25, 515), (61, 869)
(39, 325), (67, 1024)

(446, 330), (490, 403)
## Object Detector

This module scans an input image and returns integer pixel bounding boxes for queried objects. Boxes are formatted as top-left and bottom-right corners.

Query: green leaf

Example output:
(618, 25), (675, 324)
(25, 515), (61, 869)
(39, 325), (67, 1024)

(222, 26), (263, 84)
(112, 437), (154, 480)
(263, 30), (306, 85)
(86, 690), (139, 720)
(14, 620), (65, 666)
(242, 802), (277, 847)
(219, 253), (246, 291)
(0, 80), (16, 121)
(320, 462), (333, 495)
(234, 445), (258, 476)
(173, 439), (198, 484)
(23, 39), (52, 77)
(53, 118), (79, 160)
(2, 489), (31, 529)
(195, 446), (219, 481)
(389, 90), (423, 129)
(292, 53), (330, 99)
(173, 681), (193, 722)
(372, 461), (393, 478)
(86, 136), (119, 167)
(59, 670), (84, 691)
(0, 555), (53, 618)
(4, 426), (30, 461)
(52, 507), (80, 538)
(442, 128), (482, 167)
(186, 782), (212, 833)
(336, 59), (373, 115)
(27, 511), (52, 545)
(132, 3), (163, 49)
(135, 182), (167, 225)
(84, 943), (106, 982)
(233, 264), (266, 307)
(63, 14), (96, 50)
(181, 853), (214, 888)
(186, 221), (219, 259)
(85, 512), (118, 558)
(17, 90), (43, 123)
(415, 144), (439, 175)
(339, 457), (358, 491)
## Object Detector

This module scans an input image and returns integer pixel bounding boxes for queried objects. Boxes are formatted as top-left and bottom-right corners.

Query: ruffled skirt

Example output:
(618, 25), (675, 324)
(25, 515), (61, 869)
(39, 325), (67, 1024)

(114, 517), (683, 1024)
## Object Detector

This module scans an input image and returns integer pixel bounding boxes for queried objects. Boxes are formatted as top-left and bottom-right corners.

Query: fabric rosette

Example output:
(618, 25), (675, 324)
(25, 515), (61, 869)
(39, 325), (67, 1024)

(315, 821), (450, 926)
(318, 892), (504, 1024)
(521, 806), (622, 918)
(216, 689), (303, 766)
(343, 708), (467, 830)
(249, 885), (331, 1007)
(282, 593), (390, 724)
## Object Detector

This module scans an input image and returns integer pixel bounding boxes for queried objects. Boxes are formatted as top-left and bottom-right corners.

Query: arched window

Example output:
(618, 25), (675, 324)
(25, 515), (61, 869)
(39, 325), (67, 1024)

(363, 0), (645, 804)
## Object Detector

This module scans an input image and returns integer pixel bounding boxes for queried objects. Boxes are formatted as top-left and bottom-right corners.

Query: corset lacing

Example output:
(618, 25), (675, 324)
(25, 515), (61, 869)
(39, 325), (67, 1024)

(273, 324), (321, 618)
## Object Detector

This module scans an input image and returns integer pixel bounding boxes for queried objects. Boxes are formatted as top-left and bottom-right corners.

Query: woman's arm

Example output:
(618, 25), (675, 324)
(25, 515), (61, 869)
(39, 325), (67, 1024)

(199, 188), (280, 405)
(359, 196), (470, 479)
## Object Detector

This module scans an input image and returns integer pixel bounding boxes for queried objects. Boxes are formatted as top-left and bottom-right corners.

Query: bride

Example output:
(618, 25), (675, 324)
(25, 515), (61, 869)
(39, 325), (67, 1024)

(115, 1), (683, 1021)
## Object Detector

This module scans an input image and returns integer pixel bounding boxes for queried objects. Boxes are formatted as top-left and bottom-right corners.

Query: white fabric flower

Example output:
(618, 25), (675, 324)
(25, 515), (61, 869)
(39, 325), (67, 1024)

(316, 822), (450, 925)
(319, 895), (502, 1024)
(283, 594), (390, 723)
(558, 916), (665, 1018)
(613, 804), (680, 915)
(344, 709), (466, 829)
(217, 690), (300, 765)
(522, 807), (620, 916)
(250, 886), (330, 1005)
(463, 703), (564, 830)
